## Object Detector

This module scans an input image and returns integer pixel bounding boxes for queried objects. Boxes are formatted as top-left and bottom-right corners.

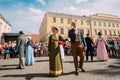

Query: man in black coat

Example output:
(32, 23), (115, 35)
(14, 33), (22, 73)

(85, 34), (94, 61)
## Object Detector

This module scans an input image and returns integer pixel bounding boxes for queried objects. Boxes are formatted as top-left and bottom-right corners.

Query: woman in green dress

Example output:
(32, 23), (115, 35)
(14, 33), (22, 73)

(48, 27), (65, 77)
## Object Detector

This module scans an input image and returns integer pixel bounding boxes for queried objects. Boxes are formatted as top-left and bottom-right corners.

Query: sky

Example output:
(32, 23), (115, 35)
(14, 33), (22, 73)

(0, 0), (120, 34)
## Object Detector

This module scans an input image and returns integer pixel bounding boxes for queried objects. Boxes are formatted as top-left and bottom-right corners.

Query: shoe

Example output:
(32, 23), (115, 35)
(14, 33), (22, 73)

(16, 67), (21, 69)
(91, 60), (93, 62)
(16, 66), (25, 69)
(80, 68), (85, 72)
(50, 74), (59, 77)
(75, 71), (79, 75)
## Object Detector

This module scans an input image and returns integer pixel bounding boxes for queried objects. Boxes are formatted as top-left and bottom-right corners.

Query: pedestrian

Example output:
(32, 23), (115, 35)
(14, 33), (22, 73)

(40, 43), (44, 56)
(0, 43), (3, 59)
(48, 27), (65, 77)
(68, 22), (86, 75)
(25, 36), (34, 66)
(4, 43), (10, 59)
(33, 41), (38, 57)
(114, 38), (120, 57)
(95, 32), (109, 61)
(16, 31), (26, 69)
(85, 34), (94, 61)
(37, 42), (41, 57)
(11, 41), (16, 58)
(64, 41), (70, 55)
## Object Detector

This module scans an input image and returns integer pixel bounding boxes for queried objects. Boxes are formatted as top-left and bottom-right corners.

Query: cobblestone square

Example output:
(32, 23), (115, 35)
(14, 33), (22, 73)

(0, 56), (120, 80)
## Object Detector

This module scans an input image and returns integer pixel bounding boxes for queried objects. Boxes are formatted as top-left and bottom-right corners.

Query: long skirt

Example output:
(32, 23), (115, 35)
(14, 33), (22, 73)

(25, 46), (34, 66)
(49, 48), (63, 76)
(97, 41), (108, 60)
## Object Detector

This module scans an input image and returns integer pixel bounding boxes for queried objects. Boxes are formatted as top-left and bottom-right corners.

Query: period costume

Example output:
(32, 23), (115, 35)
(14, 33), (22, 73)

(95, 37), (108, 61)
(25, 40), (34, 66)
(85, 36), (94, 61)
(68, 28), (86, 74)
(48, 35), (65, 76)
(16, 34), (26, 69)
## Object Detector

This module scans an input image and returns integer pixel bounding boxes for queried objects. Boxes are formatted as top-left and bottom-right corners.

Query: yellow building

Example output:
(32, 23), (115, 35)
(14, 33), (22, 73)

(39, 12), (120, 41)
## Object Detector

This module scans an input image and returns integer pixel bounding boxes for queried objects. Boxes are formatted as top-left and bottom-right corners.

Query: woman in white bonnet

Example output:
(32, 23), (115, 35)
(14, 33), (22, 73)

(25, 36), (34, 66)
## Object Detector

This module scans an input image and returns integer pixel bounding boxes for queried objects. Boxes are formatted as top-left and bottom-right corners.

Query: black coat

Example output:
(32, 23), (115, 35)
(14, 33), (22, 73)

(85, 37), (93, 49)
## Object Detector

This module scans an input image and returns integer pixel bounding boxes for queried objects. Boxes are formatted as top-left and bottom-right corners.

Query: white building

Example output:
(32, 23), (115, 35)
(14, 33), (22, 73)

(0, 13), (12, 41)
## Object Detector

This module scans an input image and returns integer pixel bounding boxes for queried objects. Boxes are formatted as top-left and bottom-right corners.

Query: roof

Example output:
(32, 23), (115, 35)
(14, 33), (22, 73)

(46, 11), (89, 19)
(26, 34), (40, 41)
(2, 33), (19, 36)
(0, 13), (12, 27)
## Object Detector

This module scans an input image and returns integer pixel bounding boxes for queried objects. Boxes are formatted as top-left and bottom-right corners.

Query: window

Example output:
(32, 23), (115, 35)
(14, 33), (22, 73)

(108, 23), (111, 27)
(118, 31), (120, 35)
(104, 30), (107, 35)
(61, 18), (63, 23)
(74, 19), (77, 22)
(109, 30), (112, 35)
(60, 28), (64, 34)
(114, 31), (116, 35)
(86, 20), (89, 25)
(8, 28), (9, 31)
(117, 24), (119, 27)
(104, 22), (106, 26)
(99, 22), (101, 26)
(94, 30), (97, 35)
(94, 21), (96, 26)
(53, 17), (56, 23)
(68, 18), (70, 24)
(81, 20), (83, 25)
(112, 23), (115, 27)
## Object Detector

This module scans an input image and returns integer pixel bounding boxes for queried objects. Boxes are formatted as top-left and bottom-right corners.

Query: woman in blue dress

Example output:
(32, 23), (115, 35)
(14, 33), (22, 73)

(25, 36), (34, 66)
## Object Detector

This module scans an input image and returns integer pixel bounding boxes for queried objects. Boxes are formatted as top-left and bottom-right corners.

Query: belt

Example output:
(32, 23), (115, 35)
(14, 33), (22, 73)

(51, 40), (58, 42)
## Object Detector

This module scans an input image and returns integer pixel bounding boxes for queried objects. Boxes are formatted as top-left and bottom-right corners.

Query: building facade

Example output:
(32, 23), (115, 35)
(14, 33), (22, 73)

(0, 13), (11, 42)
(39, 12), (120, 41)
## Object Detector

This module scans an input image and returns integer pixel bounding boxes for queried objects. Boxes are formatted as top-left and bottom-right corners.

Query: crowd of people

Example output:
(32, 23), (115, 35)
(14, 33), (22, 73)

(106, 37), (120, 57)
(0, 33), (120, 60)
(0, 40), (49, 59)
(0, 41), (16, 59)
(0, 39), (72, 60)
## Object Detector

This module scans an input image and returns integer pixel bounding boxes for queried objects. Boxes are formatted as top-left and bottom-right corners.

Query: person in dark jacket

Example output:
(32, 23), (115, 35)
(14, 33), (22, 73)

(68, 22), (87, 75)
(85, 34), (94, 61)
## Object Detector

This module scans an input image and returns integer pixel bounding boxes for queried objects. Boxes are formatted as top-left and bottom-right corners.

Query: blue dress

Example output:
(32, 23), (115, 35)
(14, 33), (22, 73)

(25, 40), (34, 66)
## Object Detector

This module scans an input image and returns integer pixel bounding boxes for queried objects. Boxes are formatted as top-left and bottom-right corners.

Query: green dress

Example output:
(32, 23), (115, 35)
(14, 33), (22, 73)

(48, 35), (65, 76)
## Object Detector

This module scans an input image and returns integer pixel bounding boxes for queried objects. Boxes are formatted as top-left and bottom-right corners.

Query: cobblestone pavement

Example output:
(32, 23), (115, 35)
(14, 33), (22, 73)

(0, 56), (120, 80)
